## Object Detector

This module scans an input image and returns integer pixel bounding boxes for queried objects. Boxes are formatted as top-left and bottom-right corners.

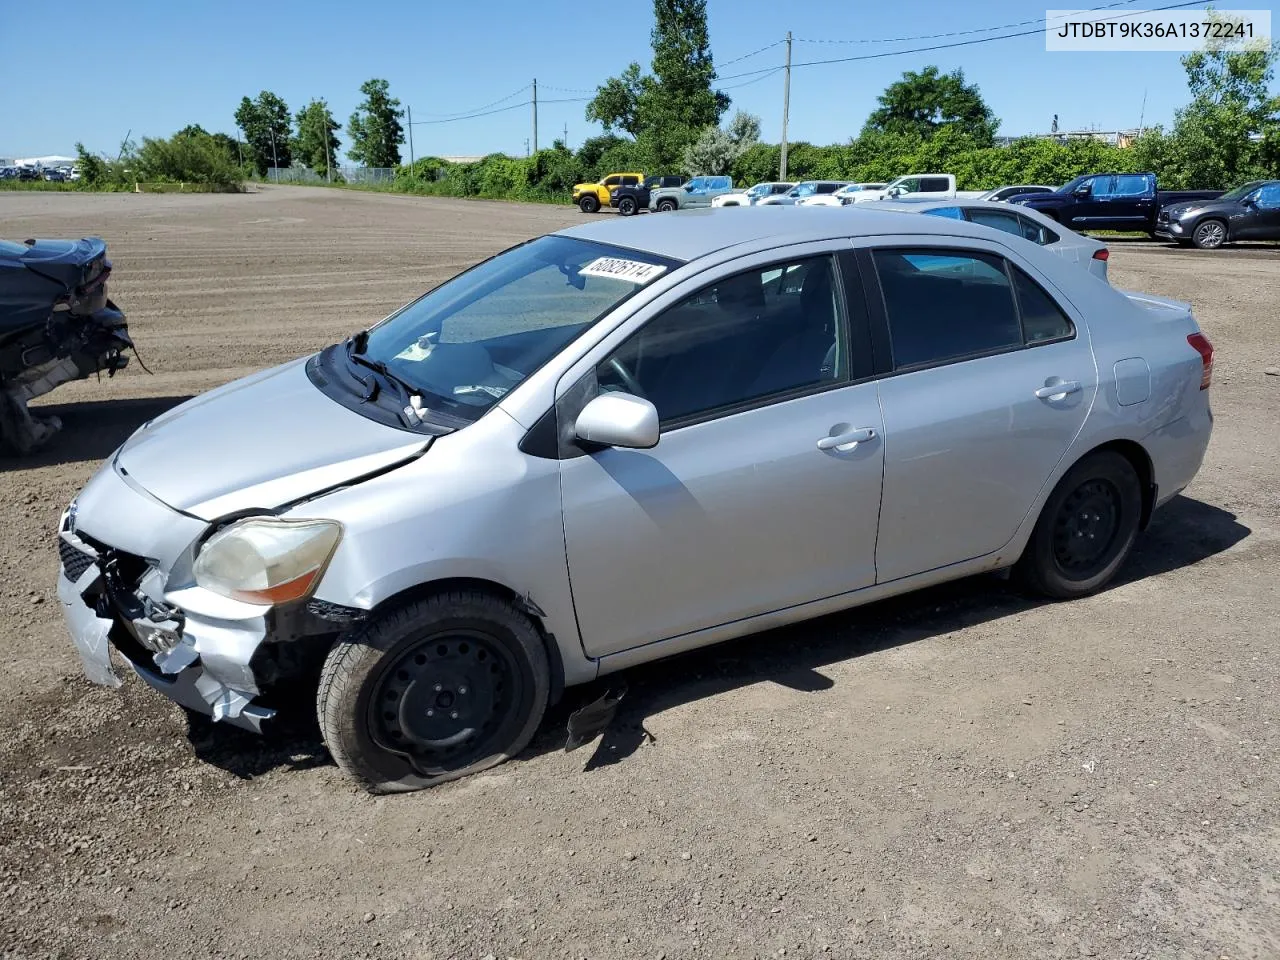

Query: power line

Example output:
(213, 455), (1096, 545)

(410, 85), (530, 119)
(539, 84), (598, 94)
(719, 38), (786, 68)
(721, 67), (784, 91)
(789, 0), (1211, 70)
(411, 101), (531, 125)
(793, 0), (1143, 45)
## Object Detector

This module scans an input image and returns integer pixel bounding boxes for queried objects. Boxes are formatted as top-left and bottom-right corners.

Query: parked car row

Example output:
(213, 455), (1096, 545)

(0, 165), (79, 181)
(571, 169), (1280, 250)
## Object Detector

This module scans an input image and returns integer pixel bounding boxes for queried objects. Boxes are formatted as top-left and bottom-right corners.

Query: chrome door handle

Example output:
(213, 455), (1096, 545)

(817, 427), (876, 451)
(1035, 380), (1082, 400)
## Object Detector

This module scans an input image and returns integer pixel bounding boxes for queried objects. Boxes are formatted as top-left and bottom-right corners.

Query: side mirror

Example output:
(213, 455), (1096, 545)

(1073, 185), (1091, 197)
(575, 393), (659, 450)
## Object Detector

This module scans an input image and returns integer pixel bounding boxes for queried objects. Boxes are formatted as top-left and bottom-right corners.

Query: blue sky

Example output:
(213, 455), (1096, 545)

(1, 0), (1270, 161)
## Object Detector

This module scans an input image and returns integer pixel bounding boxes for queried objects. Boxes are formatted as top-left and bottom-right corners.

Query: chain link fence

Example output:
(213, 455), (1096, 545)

(266, 165), (397, 185)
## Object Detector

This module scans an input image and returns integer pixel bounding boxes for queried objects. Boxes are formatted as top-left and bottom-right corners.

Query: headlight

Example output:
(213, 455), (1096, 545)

(194, 517), (342, 606)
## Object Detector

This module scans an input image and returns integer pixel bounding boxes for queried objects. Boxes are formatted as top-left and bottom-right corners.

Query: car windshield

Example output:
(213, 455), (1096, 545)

(359, 235), (679, 422)
(1220, 181), (1267, 201)
(1056, 175), (1089, 194)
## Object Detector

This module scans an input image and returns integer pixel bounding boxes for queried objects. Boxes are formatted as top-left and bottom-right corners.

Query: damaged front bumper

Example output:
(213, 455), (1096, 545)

(57, 522), (277, 732)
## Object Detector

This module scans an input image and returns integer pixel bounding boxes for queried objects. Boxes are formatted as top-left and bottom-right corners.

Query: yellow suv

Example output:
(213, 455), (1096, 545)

(573, 172), (644, 213)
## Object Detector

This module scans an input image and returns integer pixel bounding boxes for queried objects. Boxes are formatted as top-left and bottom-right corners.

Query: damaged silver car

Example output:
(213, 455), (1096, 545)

(1, 237), (133, 453)
(58, 210), (1214, 793)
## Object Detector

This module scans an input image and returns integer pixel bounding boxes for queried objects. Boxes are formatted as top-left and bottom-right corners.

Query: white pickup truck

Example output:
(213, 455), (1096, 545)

(849, 173), (986, 204)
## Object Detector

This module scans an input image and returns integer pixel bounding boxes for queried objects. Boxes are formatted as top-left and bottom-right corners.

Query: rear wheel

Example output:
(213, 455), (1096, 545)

(617, 196), (638, 216)
(317, 590), (550, 794)
(656, 198), (678, 212)
(1014, 451), (1142, 599)
(578, 194), (600, 214)
(1191, 219), (1226, 250)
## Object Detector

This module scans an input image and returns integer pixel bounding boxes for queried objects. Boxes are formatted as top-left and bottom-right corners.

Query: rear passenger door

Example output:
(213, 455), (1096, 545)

(860, 243), (1097, 582)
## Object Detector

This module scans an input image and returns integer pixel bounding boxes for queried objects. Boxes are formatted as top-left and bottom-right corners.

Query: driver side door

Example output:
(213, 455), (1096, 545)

(557, 248), (885, 658)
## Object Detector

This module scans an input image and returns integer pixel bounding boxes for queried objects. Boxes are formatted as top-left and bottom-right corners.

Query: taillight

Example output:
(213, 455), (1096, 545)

(1092, 248), (1109, 261)
(1187, 332), (1214, 390)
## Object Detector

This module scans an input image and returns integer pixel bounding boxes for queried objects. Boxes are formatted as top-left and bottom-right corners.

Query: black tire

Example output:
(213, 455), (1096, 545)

(578, 194), (600, 214)
(1191, 218), (1227, 250)
(617, 195), (638, 217)
(1014, 451), (1143, 600)
(656, 198), (678, 212)
(317, 590), (550, 794)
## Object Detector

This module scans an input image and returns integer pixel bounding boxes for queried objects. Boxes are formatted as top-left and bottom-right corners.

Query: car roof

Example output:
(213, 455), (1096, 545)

(557, 205), (1033, 262)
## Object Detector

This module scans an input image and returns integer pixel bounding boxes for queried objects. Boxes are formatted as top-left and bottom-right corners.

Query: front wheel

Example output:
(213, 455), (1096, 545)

(617, 196), (638, 216)
(317, 590), (550, 794)
(578, 194), (600, 214)
(1191, 219), (1226, 250)
(1014, 451), (1142, 599)
(656, 198), (678, 212)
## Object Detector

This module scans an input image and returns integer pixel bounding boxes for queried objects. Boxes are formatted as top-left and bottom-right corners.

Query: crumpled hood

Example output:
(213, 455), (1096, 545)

(115, 358), (430, 520)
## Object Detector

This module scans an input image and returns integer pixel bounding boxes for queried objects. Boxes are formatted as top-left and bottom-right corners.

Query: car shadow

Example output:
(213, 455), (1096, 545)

(1, 395), (193, 471)
(181, 495), (1249, 784)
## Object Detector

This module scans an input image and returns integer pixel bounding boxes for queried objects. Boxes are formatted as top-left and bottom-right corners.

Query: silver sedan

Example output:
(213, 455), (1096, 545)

(57, 207), (1214, 792)
(865, 198), (1112, 281)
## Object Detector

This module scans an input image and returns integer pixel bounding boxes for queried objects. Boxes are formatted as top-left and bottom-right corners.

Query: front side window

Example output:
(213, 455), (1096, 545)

(873, 249), (1074, 370)
(1090, 176), (1117, 198)
(597, 256), (848, 426)
(895, 178), (921, 194)
(1253, 183), (1280, 207)
(360, 236), (677, 422)
(923, 206), (965, 220)
(965, 208), (1025, 237)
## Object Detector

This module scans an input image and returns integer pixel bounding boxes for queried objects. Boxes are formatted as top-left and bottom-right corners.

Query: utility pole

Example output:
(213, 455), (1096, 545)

(407, 105), (415, 169)
(1137, 88), (1147, 137)
(532, 78), (539, 153)
(780, 31), (792, 181)
(563, 122), (569, 149)
(269, 126), (278, 181)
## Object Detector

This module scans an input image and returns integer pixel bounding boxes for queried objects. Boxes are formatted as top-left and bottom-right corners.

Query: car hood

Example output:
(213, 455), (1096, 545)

(114, 358), (430, 520)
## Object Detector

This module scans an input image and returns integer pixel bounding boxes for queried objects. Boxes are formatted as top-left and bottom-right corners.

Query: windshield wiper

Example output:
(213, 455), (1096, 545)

(344, 332), (424, 426)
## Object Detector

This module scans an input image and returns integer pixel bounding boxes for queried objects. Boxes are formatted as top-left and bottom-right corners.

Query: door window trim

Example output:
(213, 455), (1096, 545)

(857, 245), (1078, 378)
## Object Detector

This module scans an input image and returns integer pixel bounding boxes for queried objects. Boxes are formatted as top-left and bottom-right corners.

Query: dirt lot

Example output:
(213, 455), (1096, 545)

(1, 186), (1278, 960)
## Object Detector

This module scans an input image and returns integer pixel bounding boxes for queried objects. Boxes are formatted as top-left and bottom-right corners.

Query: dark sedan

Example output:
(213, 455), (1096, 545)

(1155, 180), (1280, 249)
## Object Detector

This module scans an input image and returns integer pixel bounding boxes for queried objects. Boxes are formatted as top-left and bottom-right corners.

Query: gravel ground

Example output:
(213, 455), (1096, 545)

(1, 187), (1278, 960)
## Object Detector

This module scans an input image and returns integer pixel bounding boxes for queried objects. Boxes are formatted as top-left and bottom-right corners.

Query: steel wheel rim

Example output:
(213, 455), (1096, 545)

(369, 629), (520, 775)
(1196, 222), (1224, 247)
(1051, 479), (1123, 578)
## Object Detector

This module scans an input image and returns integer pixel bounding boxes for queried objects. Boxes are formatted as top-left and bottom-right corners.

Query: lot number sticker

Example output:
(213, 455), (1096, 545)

(579, 257), (667, 284)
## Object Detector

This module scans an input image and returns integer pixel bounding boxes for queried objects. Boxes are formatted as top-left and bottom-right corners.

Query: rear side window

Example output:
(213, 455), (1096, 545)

(620, 176), (639, 187)
(1113, 175), (1150, 196)
(921, 177), (951, 192)
(873, 250), (1022, 369)
(817, 183), (839, 194)
(1012, 268), (1074, 342)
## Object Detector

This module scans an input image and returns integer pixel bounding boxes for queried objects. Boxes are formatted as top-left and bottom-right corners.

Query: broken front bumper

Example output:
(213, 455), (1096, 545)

(55, 465), (278, 733)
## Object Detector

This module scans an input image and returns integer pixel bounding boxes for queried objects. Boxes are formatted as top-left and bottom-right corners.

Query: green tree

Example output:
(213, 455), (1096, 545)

(1142, 23), (1279, 187)
(863, 66), (997, 146)
(682, 110), (760, 176)
(234, 91), (292, 176)
(586, 0), (730, 170)
(294, 99), (342, 177)
(74, 142), (109, 187)
(347, 79), (405, 168)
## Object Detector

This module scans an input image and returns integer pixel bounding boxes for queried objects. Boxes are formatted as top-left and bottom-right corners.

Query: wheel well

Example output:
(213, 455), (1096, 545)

(1084, 439), (1156, 530)
(369, 577), (566, 705)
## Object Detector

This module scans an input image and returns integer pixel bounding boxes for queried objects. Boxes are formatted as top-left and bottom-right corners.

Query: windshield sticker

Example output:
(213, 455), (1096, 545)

(579, 257), (667, 284)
